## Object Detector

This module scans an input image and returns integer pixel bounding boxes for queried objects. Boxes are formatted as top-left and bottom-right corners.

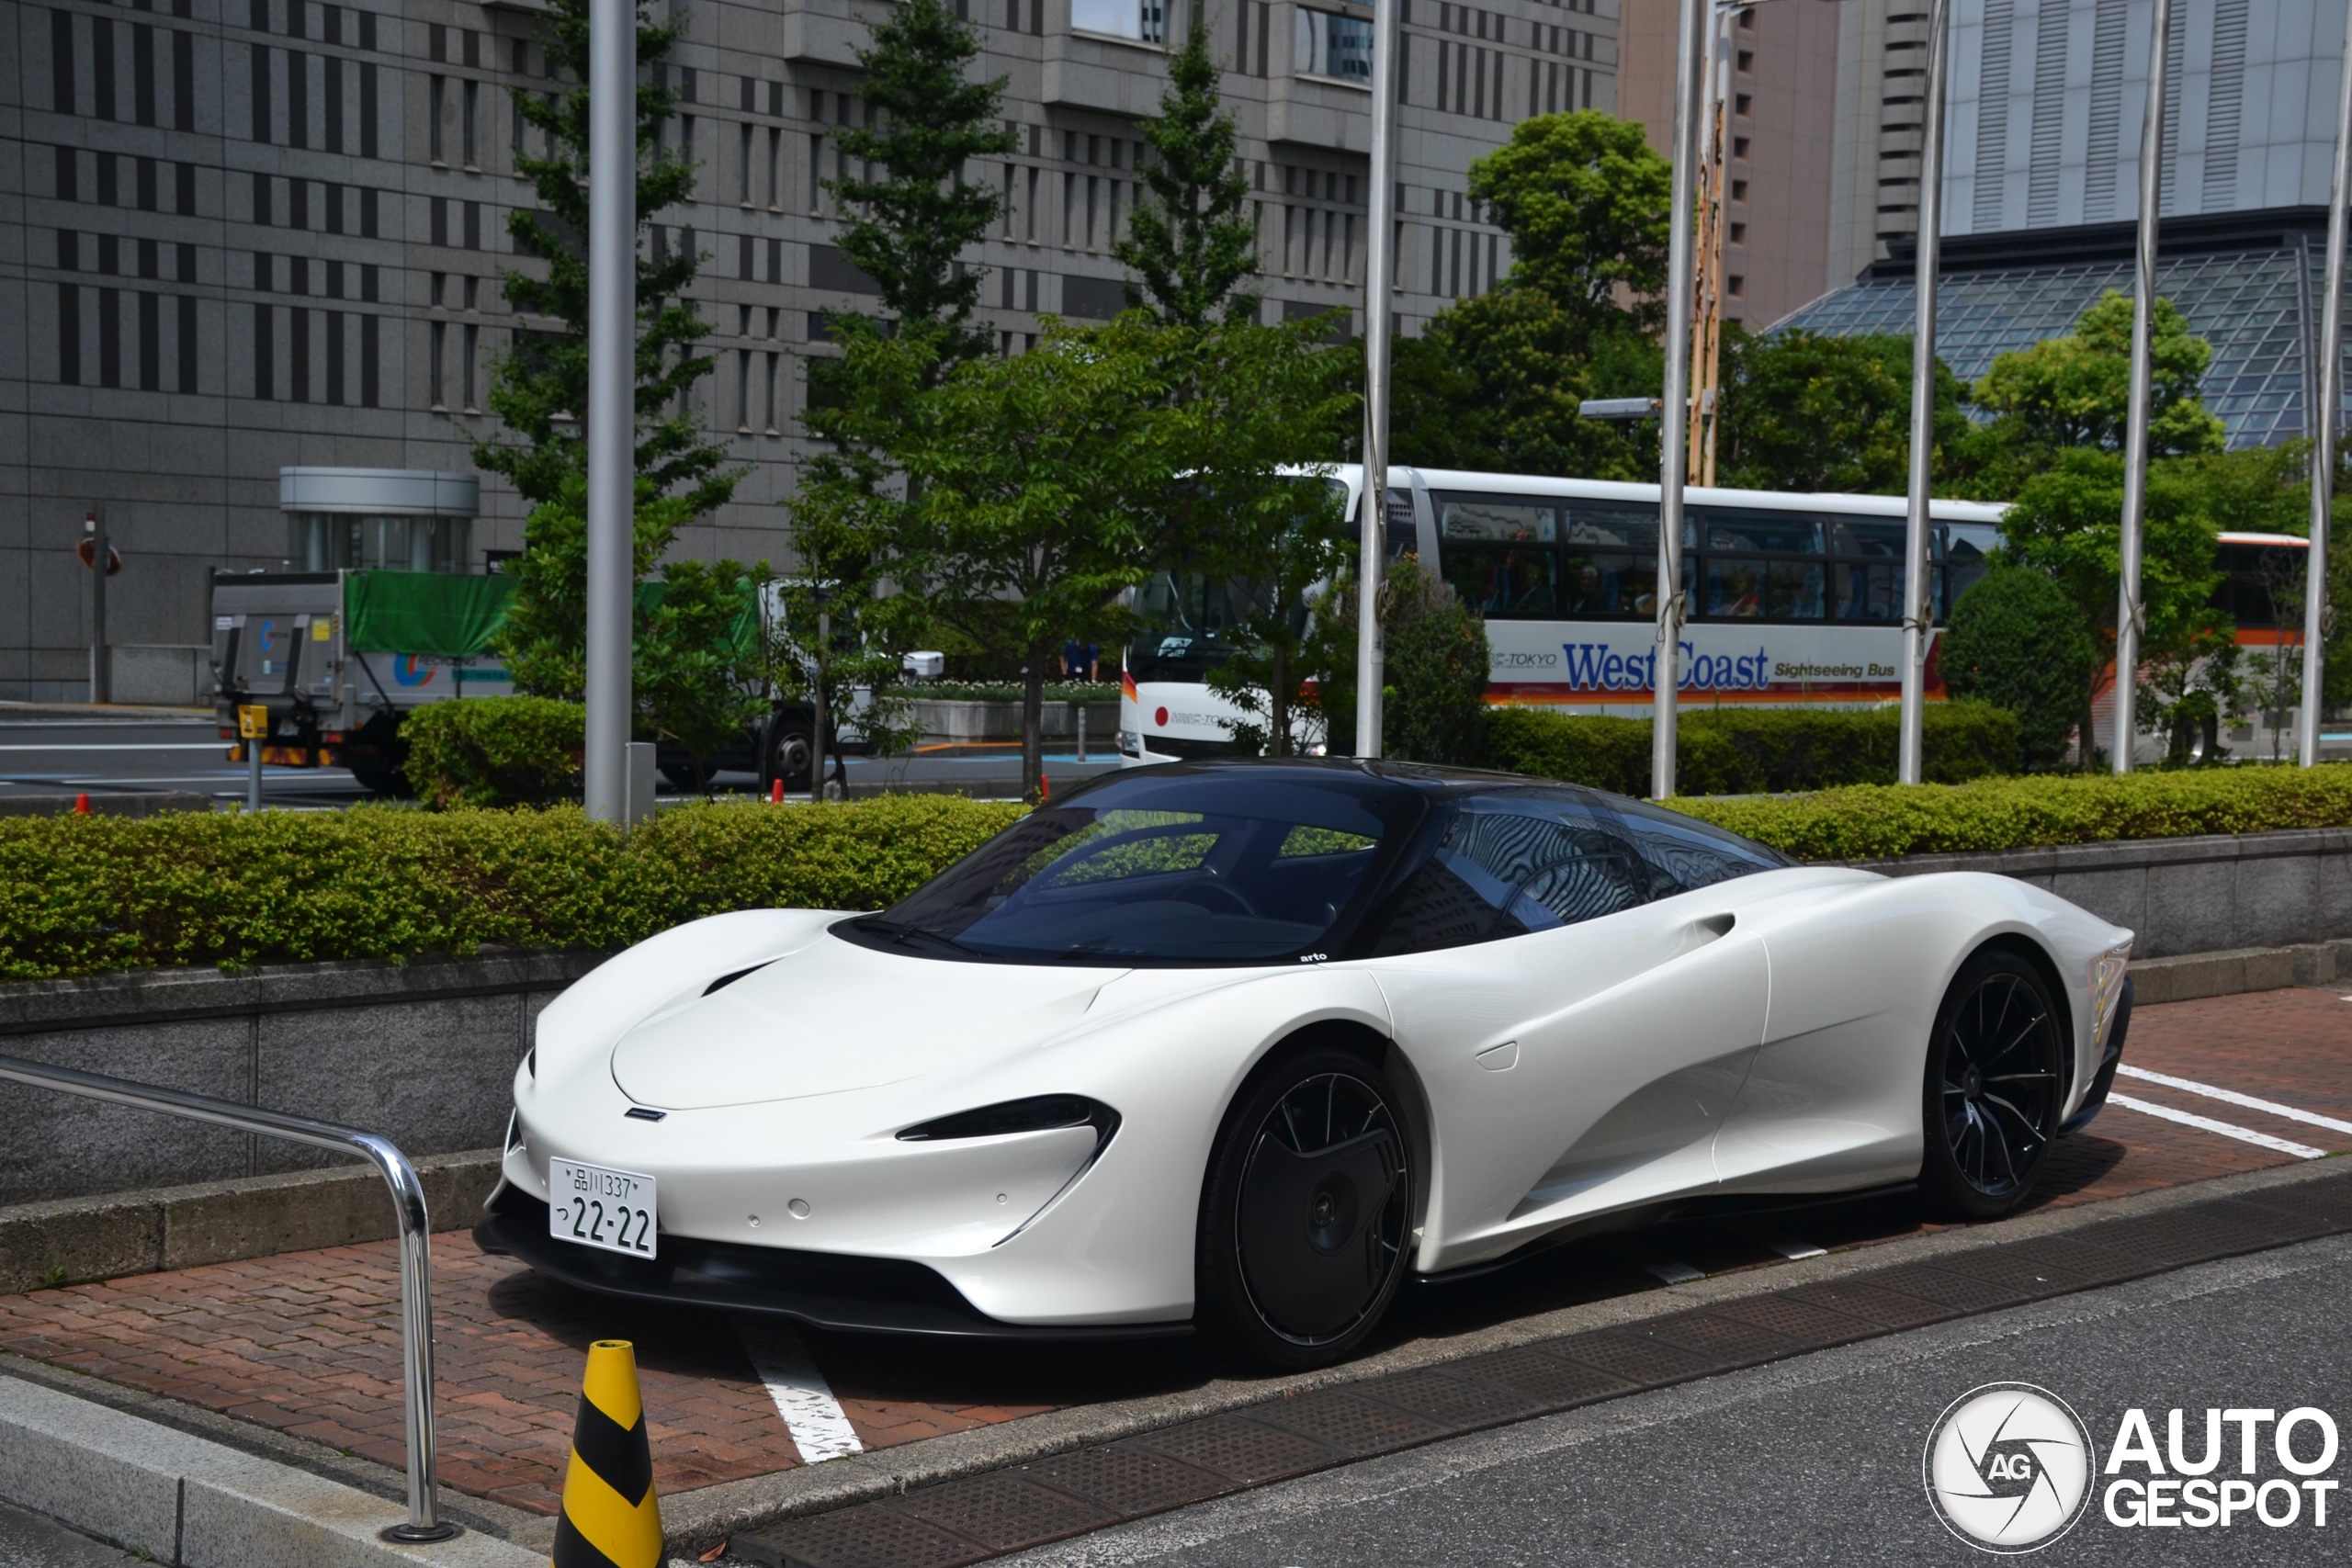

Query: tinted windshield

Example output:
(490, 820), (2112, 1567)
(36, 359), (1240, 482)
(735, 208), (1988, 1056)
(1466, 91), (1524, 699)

(846, 767), (1422, 964)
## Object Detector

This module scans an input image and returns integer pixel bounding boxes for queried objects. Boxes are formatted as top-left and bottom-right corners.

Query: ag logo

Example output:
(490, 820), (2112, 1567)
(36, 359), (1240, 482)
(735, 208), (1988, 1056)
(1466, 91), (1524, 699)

(1924, 1382), (2097, 1552)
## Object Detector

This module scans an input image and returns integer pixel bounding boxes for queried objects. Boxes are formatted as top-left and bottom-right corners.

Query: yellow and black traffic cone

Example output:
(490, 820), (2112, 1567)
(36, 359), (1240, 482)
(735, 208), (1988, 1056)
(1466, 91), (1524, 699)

(553, 1339), (663, 1568)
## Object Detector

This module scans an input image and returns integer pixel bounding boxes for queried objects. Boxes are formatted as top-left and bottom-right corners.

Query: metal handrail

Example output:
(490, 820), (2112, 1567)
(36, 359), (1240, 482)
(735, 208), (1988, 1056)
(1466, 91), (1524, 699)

(0, 1053), (460, 1544)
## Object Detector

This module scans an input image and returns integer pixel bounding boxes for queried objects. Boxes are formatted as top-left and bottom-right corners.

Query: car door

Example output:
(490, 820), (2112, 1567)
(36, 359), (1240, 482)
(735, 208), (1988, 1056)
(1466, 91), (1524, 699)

(1365, 791), (1771, 1273)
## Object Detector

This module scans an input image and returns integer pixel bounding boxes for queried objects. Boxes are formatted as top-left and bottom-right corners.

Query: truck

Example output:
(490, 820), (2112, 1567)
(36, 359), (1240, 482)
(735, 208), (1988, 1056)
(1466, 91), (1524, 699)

(209, 570), (855, 795)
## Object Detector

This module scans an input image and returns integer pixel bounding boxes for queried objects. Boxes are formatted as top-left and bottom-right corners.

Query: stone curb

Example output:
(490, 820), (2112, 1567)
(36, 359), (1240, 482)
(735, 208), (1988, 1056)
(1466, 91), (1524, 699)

(0, 1372), (543, 1568)
(650, 1154), (2351, 1552)
(2128, 940), (2352, 1004)
(0, 1150), (503, 1295)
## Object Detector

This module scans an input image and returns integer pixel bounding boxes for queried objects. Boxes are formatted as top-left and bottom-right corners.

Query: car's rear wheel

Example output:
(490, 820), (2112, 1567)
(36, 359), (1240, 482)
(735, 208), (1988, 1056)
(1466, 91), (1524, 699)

(1196, 1050), (1413, 1370)
(1920, 951), (2065, 1220)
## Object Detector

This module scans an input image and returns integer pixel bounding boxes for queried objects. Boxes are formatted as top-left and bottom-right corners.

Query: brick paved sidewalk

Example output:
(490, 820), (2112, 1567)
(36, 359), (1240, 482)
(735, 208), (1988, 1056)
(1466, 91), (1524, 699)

(2, 987), (2345, 1517)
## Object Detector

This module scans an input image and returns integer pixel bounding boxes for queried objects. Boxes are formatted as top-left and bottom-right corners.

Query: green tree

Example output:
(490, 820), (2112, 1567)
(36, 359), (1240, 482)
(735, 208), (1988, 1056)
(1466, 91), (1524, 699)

(1392, 289), (1657, 479)
(828, 0), (1015, 366)
(474, 0), (736, 521)
(796, 313), (1353, 796)
(1391, 110), (1669, 478)
(1464, 111), (1672, 346)
(1999, 448), (2227, 761)
(1970, 292), (2226, 493)
(1939, 566), (2100, 769)
(1307, 559), (1491, 764)
(1203, 482), (1351, 758)
(1715, 328), (1977, 494)
(1117, 19), (1257, 327)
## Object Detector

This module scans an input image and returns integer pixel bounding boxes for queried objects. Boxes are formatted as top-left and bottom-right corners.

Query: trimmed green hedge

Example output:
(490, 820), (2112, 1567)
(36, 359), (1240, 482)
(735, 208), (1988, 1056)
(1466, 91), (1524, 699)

(0, 796), (1023, 982)
(1676, 766), (2352, 861)
(1485, 700), (2021, 796)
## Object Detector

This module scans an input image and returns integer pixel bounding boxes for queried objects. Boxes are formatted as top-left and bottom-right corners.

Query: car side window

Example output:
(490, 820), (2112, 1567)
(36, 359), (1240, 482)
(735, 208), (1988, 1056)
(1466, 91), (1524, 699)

(1606, 795), (1792, 895)
(1359, 794), (1649, 956)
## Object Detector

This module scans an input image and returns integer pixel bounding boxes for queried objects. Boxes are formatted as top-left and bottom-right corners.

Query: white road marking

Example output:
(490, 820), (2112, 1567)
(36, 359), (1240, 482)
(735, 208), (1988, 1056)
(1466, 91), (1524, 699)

(2105, 1093), (2326, 1159)
(1739, 1224), (1827, 1261)
(733, 1314), (864, 1463)
(2116, 1063), (2352, 1139)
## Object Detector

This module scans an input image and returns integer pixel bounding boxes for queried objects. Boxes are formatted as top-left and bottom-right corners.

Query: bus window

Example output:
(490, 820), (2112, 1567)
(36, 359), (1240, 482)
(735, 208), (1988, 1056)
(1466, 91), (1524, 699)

(1942, 522), (1998, 614)
(1559, 502), (1672, 619)
(1127, 573), (1248, 683)
(1828, 519), (1905, 559)
(1832, 559), (1904, 622)
(1436, 496), (1560, 619)
(1703, 511), (1824, 557)
(2211, 540), (2308, 627)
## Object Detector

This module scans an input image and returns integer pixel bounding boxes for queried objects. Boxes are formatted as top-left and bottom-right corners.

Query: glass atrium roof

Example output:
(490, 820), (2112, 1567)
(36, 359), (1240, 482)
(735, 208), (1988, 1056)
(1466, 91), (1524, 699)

(1776, 245), (2325, 451)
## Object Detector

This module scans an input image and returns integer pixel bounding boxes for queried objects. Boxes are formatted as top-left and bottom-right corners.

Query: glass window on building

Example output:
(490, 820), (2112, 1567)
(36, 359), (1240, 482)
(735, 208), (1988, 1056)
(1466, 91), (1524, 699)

(1072, 0), (1165, 43)
(1295, 10), (1374, 82)
(288, 513), (473, 572)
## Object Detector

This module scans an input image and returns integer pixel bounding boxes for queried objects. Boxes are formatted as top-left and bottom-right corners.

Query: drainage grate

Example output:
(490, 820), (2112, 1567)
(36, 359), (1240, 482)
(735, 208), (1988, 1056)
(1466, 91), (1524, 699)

(1125, 1413), (1345, 1484)
(731, 1170), (2352, 1568)
(1017, 1446), (1229, 1517)
(893, 1475), (1118, 1554)
(1252, 1388), (1450, 1456)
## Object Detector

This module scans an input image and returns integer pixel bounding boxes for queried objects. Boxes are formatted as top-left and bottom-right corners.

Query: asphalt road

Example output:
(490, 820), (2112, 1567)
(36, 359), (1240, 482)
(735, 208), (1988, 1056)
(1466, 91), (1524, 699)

(0, 712), (1123, 807)
(1006, 1235), (2352, 1567)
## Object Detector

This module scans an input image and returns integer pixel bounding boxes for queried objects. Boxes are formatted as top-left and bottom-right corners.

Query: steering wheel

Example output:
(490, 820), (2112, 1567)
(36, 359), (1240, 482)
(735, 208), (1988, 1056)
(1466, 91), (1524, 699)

(1177, 877), (1261, 919)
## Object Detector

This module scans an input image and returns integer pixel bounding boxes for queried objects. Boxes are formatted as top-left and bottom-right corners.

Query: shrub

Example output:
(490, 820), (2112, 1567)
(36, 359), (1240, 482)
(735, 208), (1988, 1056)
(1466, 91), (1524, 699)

(1672, 764), (2352, 861)
(1940, 566), (2100, 769)
(1382, 567), (1492, 766)
(0, 795), (1025, 982)
(1486, 700), (2021, 795)
(401, 696), (585, 809)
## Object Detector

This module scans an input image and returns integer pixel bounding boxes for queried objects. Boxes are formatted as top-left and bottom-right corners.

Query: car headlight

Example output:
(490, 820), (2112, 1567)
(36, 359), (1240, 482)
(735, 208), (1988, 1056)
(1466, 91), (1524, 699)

(2089, 940), (2133, 1046)
(1116, 728), (1142, 757)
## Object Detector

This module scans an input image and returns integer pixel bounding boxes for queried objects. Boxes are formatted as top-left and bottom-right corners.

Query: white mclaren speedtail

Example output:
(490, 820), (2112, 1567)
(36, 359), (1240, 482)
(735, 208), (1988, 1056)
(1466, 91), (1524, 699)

(479, 760), (2137, 1368)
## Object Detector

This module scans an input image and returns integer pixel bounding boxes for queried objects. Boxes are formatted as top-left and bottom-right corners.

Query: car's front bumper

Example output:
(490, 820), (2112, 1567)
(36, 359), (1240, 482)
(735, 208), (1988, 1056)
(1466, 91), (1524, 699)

(473, 1185), (1192, 1340)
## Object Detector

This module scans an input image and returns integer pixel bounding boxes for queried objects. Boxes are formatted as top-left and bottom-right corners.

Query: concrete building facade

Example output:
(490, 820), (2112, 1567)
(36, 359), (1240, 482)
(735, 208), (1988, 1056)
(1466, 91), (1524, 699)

(1618, 0), (1839, 331)
(1, 0), (1623, 700)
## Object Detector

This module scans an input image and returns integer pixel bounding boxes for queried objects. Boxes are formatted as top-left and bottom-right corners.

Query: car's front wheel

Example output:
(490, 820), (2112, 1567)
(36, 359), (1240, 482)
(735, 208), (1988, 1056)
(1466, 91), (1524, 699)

(1920, 951), (2065, 1220)
(1196, 1049), (1414, 1370)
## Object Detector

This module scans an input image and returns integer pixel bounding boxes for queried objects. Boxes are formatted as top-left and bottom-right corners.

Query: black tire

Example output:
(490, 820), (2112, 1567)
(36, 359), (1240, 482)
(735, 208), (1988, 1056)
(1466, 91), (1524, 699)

(1919, 950), (2067, 1220)
(348, 766), (408, 796)
(764, 721), (815, 791)
(659, 762), (702, 790)
(1196, 1049), (1414, 1370)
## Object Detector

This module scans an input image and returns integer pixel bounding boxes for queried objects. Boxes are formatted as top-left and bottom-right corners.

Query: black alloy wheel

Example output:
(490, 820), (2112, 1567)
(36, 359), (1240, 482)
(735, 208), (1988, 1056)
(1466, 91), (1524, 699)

(1919, 951), (2065, 1220)
(1197, 1050), (1414, 1369)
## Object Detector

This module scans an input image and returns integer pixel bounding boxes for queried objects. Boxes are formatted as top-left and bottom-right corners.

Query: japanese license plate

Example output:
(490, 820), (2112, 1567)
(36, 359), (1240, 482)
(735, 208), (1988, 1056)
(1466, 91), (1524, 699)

(548, 1159), (657, 1259)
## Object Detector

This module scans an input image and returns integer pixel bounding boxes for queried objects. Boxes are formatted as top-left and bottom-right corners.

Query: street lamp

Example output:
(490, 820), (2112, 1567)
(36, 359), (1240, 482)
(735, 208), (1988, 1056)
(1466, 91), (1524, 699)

(582, 0), (636, 824)
(2113, 0), (2174, 774)
(1354, 0), (1404, 759)
(1896, 0), (1952, 786)
(2302, 0), (2352, 769)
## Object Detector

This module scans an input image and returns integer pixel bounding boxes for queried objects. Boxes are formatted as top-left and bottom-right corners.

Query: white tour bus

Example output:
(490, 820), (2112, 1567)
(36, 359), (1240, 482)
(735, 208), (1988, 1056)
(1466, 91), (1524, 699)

(1117, 466), (2011, 764)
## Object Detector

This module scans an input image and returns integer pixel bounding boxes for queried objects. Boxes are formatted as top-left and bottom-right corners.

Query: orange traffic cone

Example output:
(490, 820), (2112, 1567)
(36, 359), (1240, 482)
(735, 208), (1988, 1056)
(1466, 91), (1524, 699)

(73, 793), (90, 816)
(553, 1340), (663, 1568)
(769, 778), (784, 804)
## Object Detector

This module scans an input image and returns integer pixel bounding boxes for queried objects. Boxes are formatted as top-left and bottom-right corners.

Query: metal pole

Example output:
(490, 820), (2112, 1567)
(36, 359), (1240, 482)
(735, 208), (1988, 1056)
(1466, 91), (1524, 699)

(2303, 0), (2352, 768)
(2114, 0), (2172, 774)
(811, 605), (831, 804)
(1354, 0), (1402, 759)
(248, 735), (263, 811)
(582, 0), (637, 823)
(0, 1054), (457, 1543)
(86, 510), (110, 705)
(1653, 0), (1707, 800)
(1898, 0), (1953, 786)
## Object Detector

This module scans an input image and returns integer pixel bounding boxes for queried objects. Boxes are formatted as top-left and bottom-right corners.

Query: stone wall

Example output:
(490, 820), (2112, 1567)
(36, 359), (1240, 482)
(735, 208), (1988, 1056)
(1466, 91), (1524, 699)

(1854, 828), (2352, 960)
(0, 951), (598, 1205)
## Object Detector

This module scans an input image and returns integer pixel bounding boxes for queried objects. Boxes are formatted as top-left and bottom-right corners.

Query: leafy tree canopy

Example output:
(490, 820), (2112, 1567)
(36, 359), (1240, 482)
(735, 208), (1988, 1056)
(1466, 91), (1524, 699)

(1940, 565), (2100, 769)
(1972, 291), (2225, 478)
(830, 0), (1014, 365)
(1118, 19), (1256, 327)
(1464, 111), (1672, 346)
(1714, 328), (1973, 495)
(1393, 290), (1657, 479)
